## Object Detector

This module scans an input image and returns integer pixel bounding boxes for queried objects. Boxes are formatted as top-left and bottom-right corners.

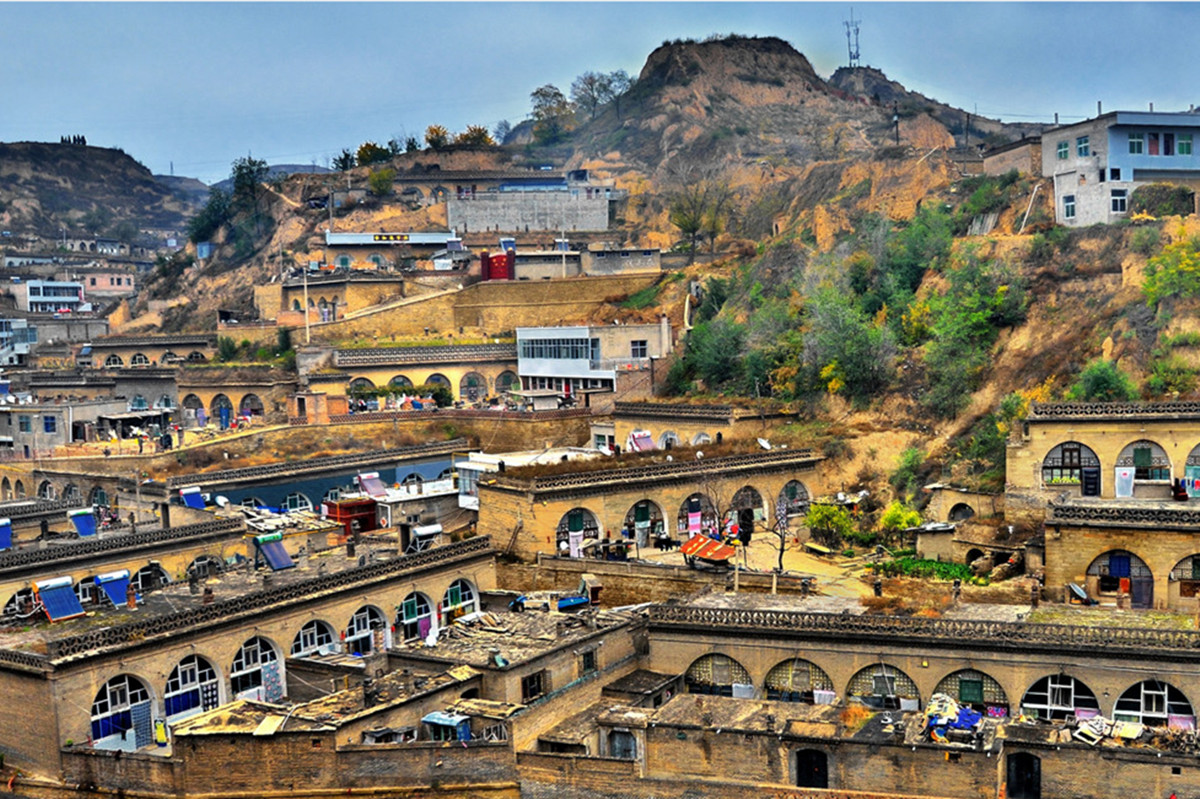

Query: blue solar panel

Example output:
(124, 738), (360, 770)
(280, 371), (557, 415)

(0, 518), (11, 551)
(70, 511), (97, 537)
(95, 571), (131, 606)
(180, 487), (205, 509)
(38, 583), (86, 621)
(257, 540), (295, 571)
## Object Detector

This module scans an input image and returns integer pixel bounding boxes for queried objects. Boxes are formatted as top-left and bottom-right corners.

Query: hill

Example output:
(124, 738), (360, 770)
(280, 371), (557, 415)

(0, 141), (205, 239)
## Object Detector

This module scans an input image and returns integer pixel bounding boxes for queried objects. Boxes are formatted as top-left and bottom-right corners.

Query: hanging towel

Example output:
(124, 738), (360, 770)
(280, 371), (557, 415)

(1115, 468), (1135, 498)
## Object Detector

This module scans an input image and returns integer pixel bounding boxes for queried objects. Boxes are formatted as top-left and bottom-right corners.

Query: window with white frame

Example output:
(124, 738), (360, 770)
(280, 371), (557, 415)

(90, 675), (151, 745)
(291, 619), (336, 656)
(164, 655), (220, 720)
(1063, 195), (1076, 219)
(1111, 189), (1128, 213)
(1129, 132), (1144, 154)
(1057, 141), (1069, 159)
(1076, 136), (1090, 157)
(230, 637), (278, 696)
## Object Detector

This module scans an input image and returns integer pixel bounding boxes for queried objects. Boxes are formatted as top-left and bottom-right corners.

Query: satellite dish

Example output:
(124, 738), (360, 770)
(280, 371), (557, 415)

(696, 451), (703, 460)
(758, 438), (772, 451)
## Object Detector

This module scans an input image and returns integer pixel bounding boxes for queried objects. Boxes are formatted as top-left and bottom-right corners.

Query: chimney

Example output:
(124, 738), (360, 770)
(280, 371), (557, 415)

(362, 677), (378, 708)
(1097, 100), (1102, 116)
(1054, 113), (1059, 125)
(1150, 102), (1155, 112)
(661, 314), (672, 355)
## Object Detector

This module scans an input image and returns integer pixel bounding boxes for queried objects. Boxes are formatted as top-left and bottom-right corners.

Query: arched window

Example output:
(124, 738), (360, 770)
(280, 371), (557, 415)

(130, 353), (150, 367)
(368, 253), (384, 268)
(349, 377), (375, 393)
(398, 592), (434, 641)
(132, 563), (169, 593)
(624, 500), (664, 546)
(161, 351), (179, 364)
(440, 579), (477, 625)
(685, 654), (752, 696)
(495, 370), (518, 394)
(425, 373), (451, 387)
(460, 372), (486, 401)
(1021, 674), (1100, 721)
(74, 576), (97, 606)
(154, 394), (175, 409)
(658, 430), (680, 449)
(284, 492), (312, 512)
(345, 606), (388, 655)
(291, 620), (337, 656)
(691, 432), (712, 446)
(1087, 550), (1153, 607)
(677, 493), (717, 537)
(230, 637), (281, 701)
(104, 354), (124, 367)
(389, 375), (413, 390)
(91, 675), (152, 749)
(186, 555), (223, 580)
(847, 664), (920, 709)
(292, 299), (302, 311)
(63, 483), (81, 502)
(335, 255), (351, 268)
(1042, 442), (1100, 490)
(3, 588), (34, 618)
(729, 485), (764, 535)
(556, 507), (600, 552)
(933, 669), (1009, 713)
(240, 394), (264, 416)
(130, 394), (149, 411)
(948, 503), (976, 521)
(38, 481), (55, 500)
(1, 477), (10, 501)
(1114, 679), (1194, 727)
(779, 481), (810, 518)
(1116, 439), (1171, 483)
(186, 351), (206, 362)
(765, 658), (834, 702)
(14, 480), (24, 498)
(164, 655), (220, 720)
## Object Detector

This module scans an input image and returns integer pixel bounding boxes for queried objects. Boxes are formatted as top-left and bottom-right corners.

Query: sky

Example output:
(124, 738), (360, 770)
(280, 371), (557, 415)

(2, 2), (1199, 185)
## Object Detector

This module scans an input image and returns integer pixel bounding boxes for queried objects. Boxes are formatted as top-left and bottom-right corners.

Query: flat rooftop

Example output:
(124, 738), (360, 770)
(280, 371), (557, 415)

(391, 607), (634, 669)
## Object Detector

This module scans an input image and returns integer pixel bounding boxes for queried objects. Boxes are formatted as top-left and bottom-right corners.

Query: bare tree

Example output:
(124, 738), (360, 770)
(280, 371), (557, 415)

(571, 71), (611, 121)
(666, 163), (736, 264)
(607, 70), (634, 121)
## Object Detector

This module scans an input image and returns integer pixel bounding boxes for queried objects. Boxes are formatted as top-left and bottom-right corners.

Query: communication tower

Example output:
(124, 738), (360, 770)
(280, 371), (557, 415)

(844, 9), (861, 68)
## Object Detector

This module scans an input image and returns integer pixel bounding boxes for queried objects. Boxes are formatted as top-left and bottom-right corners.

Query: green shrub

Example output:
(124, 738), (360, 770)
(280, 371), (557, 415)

(1143, 236), (1200, 305)
(1068, 359), (1138, 402)
(890, 447), (925, 498)
(621, 283), (661, 310)
(1131, 226), (1163, 256)
(1130, 183), (1196, 217)
(871, 557), (972, 582)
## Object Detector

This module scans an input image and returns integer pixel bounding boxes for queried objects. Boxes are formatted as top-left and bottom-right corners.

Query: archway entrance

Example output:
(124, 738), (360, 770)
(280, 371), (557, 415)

(1006, 752), (1040, 799)
(796, 749), (828, 788)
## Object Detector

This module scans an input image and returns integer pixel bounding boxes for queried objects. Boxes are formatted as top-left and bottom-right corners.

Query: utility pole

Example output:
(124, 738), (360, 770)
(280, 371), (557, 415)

(303, 264), (311, 344)
(893, 103), (900, 145)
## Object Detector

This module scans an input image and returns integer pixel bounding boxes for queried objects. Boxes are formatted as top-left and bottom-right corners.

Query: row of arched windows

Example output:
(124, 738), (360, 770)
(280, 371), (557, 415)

(347, 372), (518, 400)
(1041, 439), (1188, 496)
(179, 393), (265, 419)
(683, 653), (1199, 728)
(83, 580), (478, 750)
(551, 482), (810, 548)
(102, 351), (207, 367)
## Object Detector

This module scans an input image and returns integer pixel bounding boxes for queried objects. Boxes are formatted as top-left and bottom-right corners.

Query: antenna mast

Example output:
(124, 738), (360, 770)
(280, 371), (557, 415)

(844, 8), (861, 68)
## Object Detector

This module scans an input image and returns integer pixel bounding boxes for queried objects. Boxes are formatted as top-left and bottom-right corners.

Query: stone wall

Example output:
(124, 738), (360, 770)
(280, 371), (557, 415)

(447, 193), (609, 233)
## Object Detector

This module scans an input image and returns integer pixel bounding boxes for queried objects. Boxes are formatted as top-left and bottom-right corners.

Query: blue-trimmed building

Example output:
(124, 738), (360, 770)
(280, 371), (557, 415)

(1042, 110), (1200, 226)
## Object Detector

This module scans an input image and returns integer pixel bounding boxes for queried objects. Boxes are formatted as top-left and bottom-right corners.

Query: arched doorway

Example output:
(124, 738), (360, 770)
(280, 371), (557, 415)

(1006, 752), (1041, 799)
(2, 477), (11, 501)
(89, 486), (108, 507)
(90, 675), (153, 750)
(1042, 441), (1101, 496)
(14, 480), (24, 498)
(965, 548), (986, 566)
(239, 394), (264, 418)
(104, 354), (124, 368)
(678, 493), (717, 537)
(685, 654), (751, 696)
(132, 563), (170, 593)
(495, 370), (518, 395)
(796, 749), (829, 789)
(459, 372), (486, 402)
(1086, 550), (1153, 608)
(182, 394), (204, 426)
(555, 507), (600, 556)
(623, 500), (664, 547)
(425, 373), (451, 389)
(210, 394), (234, 429)
(657, 430), (680, 449)
(948, 503), (975, 521)
(728, 485), (764, 539)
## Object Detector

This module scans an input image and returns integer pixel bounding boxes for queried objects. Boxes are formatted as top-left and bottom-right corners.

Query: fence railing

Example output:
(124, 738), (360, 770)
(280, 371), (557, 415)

(648, 604), (1200, 655)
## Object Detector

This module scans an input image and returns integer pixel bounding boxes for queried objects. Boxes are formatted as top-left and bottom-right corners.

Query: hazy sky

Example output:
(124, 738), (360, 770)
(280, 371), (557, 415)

(3, 2), (1198, 185)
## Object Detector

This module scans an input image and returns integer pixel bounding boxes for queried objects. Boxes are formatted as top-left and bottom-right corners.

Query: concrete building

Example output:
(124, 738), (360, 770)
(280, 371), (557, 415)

(9, 279), (89, 314)
(982, 136), (1042, 177)
(0, 317), (36, 366)
(1042, 110), (1200, 226)
(81, 334), (215, 368)
(516, 320), (673, 399)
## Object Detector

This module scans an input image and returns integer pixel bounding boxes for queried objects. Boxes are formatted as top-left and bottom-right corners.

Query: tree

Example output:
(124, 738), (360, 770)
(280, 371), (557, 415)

(332, 149), (355, 171)
(405, 136), (420, 153)
(879, 501), (922, 541)
(667, 165), (735, 263)
(417, 382), (453, 407)
(356, 141), (390, 166)
(454, 125), (495, 147)
(81, 206), (112, 235)
(804, 504), (854, 548)
(231, 156), (269, 237)
(424, 125), (449, 150)
(187, 188), (231, 244)
(796, 287), (896, 403)
(493, 119), (512, 143)
(530, 84), (575, 145)
(109, 220), (139, 244)
(607, 69), (634, 121)
(368, 168), (396, 197)
(571, 71), (611, 120)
